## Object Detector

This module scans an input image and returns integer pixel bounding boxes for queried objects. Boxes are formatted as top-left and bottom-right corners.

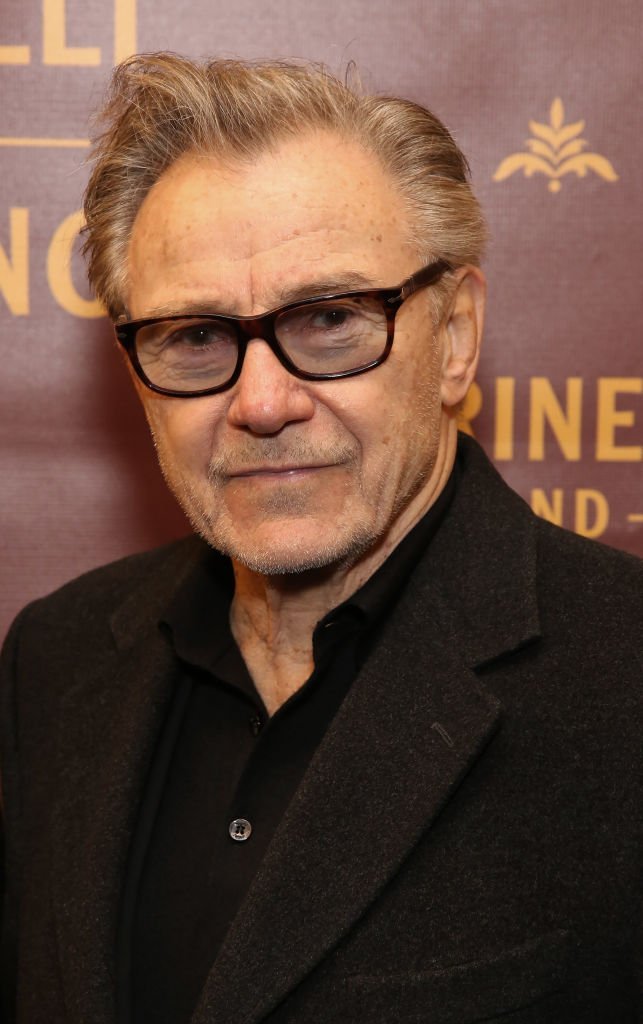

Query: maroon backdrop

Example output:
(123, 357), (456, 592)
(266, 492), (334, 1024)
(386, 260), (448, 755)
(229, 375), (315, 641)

(1, 0), (641, 642)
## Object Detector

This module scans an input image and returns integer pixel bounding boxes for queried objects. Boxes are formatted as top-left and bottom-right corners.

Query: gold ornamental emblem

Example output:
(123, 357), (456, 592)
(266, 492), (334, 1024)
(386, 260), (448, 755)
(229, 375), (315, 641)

(493, 99), (618, 193)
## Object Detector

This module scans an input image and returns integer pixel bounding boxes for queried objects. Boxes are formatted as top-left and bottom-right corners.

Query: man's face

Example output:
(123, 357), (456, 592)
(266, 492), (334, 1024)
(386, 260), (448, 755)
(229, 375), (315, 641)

(126, 132), (471, 575)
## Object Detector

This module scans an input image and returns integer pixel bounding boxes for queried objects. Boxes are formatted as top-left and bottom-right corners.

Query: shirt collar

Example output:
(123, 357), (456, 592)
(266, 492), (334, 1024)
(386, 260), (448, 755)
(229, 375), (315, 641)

(322, 463), (457, 630)
(161, 463), (457, 674)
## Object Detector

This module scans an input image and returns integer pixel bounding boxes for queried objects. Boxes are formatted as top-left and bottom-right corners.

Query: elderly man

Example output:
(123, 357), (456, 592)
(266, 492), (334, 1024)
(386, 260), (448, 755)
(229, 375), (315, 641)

(1, 54), (641, 1024)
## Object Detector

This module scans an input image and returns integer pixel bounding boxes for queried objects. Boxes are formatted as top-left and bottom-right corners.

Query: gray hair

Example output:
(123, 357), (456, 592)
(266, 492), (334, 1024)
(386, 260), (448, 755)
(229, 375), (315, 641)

(83, 52), (487, 318)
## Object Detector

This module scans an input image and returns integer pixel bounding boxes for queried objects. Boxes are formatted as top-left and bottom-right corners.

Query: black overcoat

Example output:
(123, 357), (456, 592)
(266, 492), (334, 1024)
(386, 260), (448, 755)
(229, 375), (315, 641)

(1, 435), (642, 1023)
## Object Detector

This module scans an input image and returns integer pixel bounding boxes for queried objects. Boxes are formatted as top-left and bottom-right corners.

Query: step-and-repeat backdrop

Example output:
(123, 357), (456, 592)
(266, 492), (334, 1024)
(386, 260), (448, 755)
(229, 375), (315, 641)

(1, 0), (641, 639)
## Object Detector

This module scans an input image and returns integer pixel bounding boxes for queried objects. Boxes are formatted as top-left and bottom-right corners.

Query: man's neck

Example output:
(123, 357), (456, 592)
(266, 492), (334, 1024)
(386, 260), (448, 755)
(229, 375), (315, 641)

(230, 421), (457, 715)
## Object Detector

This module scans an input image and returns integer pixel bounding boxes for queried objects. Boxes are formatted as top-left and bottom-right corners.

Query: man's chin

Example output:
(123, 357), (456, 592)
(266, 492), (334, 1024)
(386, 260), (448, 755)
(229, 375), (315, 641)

(201, 523), (375, 577)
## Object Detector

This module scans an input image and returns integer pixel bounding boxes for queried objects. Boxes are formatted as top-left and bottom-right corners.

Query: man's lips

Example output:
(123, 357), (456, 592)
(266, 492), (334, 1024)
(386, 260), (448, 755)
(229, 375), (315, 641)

(227, 462), (338, 479)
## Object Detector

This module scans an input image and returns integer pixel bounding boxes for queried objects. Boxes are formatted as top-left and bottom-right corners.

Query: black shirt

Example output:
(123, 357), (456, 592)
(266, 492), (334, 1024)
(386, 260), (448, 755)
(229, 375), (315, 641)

(124, 470), (456, 1024)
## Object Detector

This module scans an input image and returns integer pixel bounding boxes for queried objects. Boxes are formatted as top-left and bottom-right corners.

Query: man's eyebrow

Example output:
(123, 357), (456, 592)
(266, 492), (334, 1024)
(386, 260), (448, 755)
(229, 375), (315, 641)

(141, 299), (232, 318)
(274, 272), (379, 304)
(138, 273), (381, 320)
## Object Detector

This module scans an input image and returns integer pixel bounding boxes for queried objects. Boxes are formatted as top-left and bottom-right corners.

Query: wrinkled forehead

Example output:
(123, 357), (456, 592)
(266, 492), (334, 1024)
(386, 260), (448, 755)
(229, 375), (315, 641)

(125, 131), (419, 317)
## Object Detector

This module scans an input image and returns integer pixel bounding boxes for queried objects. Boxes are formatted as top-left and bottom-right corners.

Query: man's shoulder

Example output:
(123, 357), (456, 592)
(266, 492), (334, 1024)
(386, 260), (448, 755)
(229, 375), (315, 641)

(533, 515), (642, 640)
(9, 534), (208, 638)
(450, 433), (642, 651)
(535, 511), (642, 580)
(458, 433), (641, 580)
(0, 537), (217, 728)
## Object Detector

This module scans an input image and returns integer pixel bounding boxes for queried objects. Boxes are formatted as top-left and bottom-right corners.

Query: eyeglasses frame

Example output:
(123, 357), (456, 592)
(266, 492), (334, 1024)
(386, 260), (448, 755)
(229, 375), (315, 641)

(114, 258), (453, 398)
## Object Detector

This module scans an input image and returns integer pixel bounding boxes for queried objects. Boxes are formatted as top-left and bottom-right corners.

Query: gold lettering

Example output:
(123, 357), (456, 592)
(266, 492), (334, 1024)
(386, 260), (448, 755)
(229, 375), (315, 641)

(0, 45), (31, 64)
(0, 208), (29, 316)
(47, 210), (104, 318)
(529, 377), (582, 461)
(494, 377), (514, 460)
(574, 489), (609, 538)
(114, 0), (137, 63)
(43, 0), (101, 66)
(457, 381), (482, 436)
(530, 488), (564, 526)
(595, 378), (642, 461)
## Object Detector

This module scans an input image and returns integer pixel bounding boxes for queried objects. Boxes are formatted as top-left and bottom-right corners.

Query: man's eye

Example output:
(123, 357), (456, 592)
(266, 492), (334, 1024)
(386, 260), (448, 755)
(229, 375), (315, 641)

(308, 307), (355, 330)
(138, 319), (238, 364)
(164, 322), (231, 348)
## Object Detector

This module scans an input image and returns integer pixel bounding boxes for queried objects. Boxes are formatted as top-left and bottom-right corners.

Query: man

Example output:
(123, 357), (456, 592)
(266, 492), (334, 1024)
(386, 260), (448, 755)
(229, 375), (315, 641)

(1, 53), (641, 1024)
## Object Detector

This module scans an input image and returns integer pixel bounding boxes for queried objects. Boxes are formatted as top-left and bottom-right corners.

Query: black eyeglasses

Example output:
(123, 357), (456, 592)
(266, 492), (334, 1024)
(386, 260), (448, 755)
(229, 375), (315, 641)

(114, 259), (452, 398)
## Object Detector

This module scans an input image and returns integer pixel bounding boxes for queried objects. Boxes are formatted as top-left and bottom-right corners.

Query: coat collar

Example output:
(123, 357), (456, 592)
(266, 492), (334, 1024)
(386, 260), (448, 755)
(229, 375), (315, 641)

(423, 432), (541, 668)
(53, 435), (540, 1024)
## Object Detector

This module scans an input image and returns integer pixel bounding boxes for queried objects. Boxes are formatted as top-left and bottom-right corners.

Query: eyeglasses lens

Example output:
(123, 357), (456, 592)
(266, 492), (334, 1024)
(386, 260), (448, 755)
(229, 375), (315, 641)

(135, 319), (238, 392)
(275, 296), (387, 372)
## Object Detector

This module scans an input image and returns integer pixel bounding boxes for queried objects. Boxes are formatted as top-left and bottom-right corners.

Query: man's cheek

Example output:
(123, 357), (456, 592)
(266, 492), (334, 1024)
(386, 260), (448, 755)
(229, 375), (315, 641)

(154, 410), (205, 461)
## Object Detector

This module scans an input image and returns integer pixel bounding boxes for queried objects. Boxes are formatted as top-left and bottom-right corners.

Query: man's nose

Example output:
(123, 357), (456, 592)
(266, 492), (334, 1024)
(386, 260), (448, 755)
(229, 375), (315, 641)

(226, 338), (316, 434)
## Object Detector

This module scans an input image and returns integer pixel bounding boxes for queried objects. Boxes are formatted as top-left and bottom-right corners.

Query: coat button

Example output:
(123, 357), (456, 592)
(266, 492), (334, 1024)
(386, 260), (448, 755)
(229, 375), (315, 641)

(229, 818), (252, 841)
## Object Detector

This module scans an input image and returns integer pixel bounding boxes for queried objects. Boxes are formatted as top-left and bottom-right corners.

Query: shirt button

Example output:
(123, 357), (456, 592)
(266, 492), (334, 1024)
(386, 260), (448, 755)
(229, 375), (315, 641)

(229, 818), (252, 842)
(249, 714), (262, 736)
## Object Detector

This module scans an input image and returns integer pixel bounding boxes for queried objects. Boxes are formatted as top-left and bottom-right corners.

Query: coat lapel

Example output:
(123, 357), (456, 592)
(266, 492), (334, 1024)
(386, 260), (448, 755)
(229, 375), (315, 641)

(192, 436), (542, 1024)
(51, 542), (202, 1024)
(192, 587), (503, 1024)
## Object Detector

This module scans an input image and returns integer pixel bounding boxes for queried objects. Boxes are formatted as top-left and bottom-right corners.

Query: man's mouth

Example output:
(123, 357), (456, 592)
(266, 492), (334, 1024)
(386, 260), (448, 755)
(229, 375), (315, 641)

(228, 463), (337, 479)
(207, 439), (357, 486)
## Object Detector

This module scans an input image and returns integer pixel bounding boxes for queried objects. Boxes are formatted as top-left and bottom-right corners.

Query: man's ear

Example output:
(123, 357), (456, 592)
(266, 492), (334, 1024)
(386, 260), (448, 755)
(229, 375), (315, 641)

(439, 266), (486, 408)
